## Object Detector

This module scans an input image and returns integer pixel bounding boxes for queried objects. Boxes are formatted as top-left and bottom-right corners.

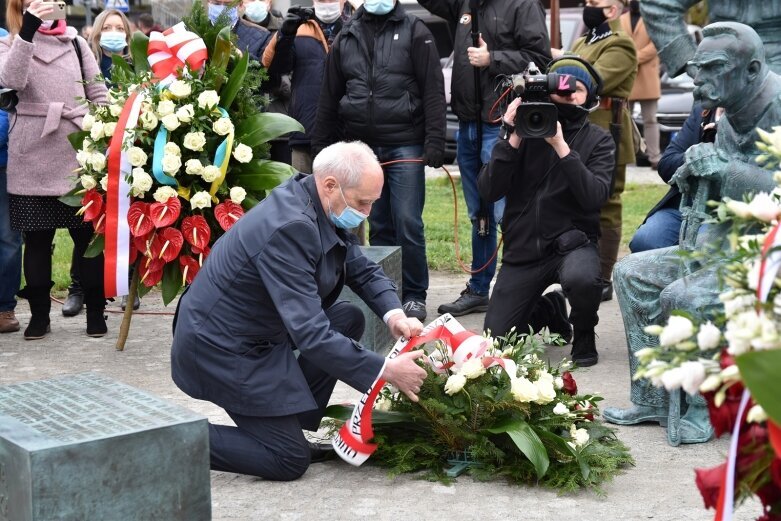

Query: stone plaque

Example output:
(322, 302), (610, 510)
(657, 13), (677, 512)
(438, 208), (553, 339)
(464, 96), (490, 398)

(0, 373), (210, 521)
(340, 246), (402, 354)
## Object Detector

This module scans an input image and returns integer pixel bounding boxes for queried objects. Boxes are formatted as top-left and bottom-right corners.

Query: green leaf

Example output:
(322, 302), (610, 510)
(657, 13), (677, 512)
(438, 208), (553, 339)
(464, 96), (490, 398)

(68, 130), (90, 152)
(532, 426), (576, 459)
(130, 31), (150, 74)
(220, 50), (249, 109)
(234, 113), (304, 147)
(83, 234), (105, 258)
(323, 403), (414, 424)
(241, 193), (262, 210)
(736, 350), (781, 424)
(486, 418), (549, 479)
(234, 160), (295, 191)
(111, 54), (133, 77)
(58, 185), (84, 207)
(161, 262), (183, 306)
(212, 27), (233, 90)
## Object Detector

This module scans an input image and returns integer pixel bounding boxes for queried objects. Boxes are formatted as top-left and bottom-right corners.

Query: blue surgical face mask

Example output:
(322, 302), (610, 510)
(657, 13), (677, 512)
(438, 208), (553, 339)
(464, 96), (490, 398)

(363, 0), (395, 16)
(208, 4), (240, 26)
(328, 186), (369, 229)
(100, 32), (127, 53)
(244, 1), (268, 23)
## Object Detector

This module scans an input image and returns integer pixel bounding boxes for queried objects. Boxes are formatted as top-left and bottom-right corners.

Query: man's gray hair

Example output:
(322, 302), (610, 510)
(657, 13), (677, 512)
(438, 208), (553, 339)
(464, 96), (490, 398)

(313, 141), (380, 188)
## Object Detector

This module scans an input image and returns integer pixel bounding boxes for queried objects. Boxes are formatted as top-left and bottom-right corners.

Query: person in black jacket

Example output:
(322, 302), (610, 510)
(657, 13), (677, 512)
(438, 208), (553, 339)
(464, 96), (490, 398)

(479, 58), (615, 367)
(312, 0), (446, 321)
(207, 0), (272, 61)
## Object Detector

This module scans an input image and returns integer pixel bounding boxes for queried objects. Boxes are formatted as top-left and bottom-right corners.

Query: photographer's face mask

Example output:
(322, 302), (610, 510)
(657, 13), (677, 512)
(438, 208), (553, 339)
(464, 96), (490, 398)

(208, 3), (240, 26)
(582, 6), (607, 30)
(364, 0), (395, 16)
(315, 2), (342, 24)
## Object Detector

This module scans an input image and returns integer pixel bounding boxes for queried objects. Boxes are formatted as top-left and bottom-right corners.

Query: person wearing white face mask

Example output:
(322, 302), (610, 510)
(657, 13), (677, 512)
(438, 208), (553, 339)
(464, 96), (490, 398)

(242, 0), (283, 34)
(88, 9), (130, 82)
(207, 0), (272, 61)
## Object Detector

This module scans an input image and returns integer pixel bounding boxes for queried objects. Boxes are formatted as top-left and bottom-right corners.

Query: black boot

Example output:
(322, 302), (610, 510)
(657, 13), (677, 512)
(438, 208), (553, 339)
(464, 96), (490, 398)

(544, 291), (573, 344)
(571, 329), (598, 367)
(20, 285), (52, 340)
(63, 263), (84, 316)
(85, 290), (107, 338)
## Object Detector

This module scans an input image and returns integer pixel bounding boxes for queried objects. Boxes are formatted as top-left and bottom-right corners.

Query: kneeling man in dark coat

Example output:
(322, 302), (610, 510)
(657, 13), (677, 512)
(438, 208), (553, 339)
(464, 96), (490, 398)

(171, 141), (427, 480)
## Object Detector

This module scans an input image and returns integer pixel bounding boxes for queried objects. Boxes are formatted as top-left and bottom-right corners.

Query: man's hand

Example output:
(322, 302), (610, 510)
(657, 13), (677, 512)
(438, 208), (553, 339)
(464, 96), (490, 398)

(467, 35), (490, 68)
(381, 350), (428, 402)
(280, 11), (305, 37)
(422, 146), (445, 168)
(551, 47), (564, 59)
(544, 121), (570, 158)
(388, 313), (423, 339)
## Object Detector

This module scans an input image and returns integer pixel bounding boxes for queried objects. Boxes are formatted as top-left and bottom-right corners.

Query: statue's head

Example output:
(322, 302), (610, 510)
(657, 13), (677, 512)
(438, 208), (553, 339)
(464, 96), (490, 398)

(688, 22), (768, 111)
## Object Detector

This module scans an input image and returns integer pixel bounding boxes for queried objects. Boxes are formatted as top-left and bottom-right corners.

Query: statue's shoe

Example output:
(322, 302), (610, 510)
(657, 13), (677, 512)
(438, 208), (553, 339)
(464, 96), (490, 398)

(674, 416), (715, 445)
(602, 405), (668, 426)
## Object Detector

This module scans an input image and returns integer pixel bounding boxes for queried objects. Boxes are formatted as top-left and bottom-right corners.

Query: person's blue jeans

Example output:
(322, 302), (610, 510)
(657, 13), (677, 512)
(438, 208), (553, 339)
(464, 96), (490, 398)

(0, 166), (22, 312)
(456, 120), (503, 296)
(368, 144), (428, 302)
(629, 208), (682, 253)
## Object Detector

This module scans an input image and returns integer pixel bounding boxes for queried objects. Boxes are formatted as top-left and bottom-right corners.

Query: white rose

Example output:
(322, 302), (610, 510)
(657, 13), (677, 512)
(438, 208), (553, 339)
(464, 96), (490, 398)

(109, 104), (123, 117)
(201, 165), (221, 183)
(183, 132), (207, 152)
(660, 367), (685, 391)
(232, 143), (253, 163)
(554, 377), (564, 389)
(552, 402), (569, 415)
(534, 377), (556, 405)
(185, 159), (205, 176)
(746, 404), (768, 424)
(213, 117), (234, 136)
(697, 321), (722, 351)
(161, 114), (181, 132)
(679, 361), (707, 396)
(176, 104), (195, 123)
(89, 152), (106, 172)
(131, 168), (153, 196)
(103, 122), (117, 138)
(374, 395), (392, 412)
(190, 190), (212, 210)
(80, 174), (97, 190)
(127, 147), (148, 167)
(99, 175), (108, 191)
(164, 142), (181, 157)
(444, 374), (467, 395)
(139, 111), (158, 131)
(510, 377), (539, 403)
(459, 358), (486, 380)
(659, 315), (695, 347)
(76, 150), (90, 167)
(168, 80), (192, 99)
(90, 121), (105, 140)
(81, 113), (96, 131)
(725, 199), (752, 218)
(230, 186), (247, 204)
(162, 154), (182, 175)
(156, 100), (176, 117)
(197, 90), (220, 109)
(571, 425), (590, 447)
(153, 186), (179, 203)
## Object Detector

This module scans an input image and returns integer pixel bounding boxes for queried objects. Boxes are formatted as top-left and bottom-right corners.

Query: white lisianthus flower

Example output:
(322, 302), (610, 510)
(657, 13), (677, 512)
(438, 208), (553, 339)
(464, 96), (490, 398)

(89, 152), (106, 172)
(102, 122), (117, 138)
(697, 321), (722, 351)
(106, 90), (116, 104)
(444, 374), (467, 395)
(725, 199), (753, 218)
(230, 186), (247, 204)
(109, 104), (123, 117)
(757, 127), (781, 153)
(185, 159), (205, 176)
(751, 314), (781, 351)
(232, 143), (253, 163)
(176, 104), (195, 123)
(127, 147), (148, 167)
(554, 376), (564, 389)
(153, 186), (178, 203)
(552, 402), (569, 415)
(720, 364), (741, 382)
(162, 154), (182, 175)
(643, 324), (664, 336)
(81, 113), (95, 131)
(746, 259), (761, 291)
(99, 175), (108, 191)
(198, 90), (220, 109)
(190, 190), (212, 210)
(634, 347), (657, 365)
(459, 358), (486, 380)
(139, 111), (158, 131)
(156, 100), (176, 117)
(89, 121), (105, 140)
(570, 424), (590, 447)
(746, 404), (768, 424)
(645, 360), (669, 387)
(213, 117), (234, 136)
(679, 361), (707, 396)
(723, 293), (758, 318)
(510, 377), (539, 403)
(724, 311), (762, 356)
(131, 168), (153, 196)
(660, 366), (685, 391)
(659, 315), (695, 347)
(168, 80), (192, 99)
(164, 142), (181, 157)
(183, 132), (207, 152)
(201, 165), (221, 183)
(534, 377), (557, 404)
(699, 374), (722, 393)
(161, 114), (181, 132)
(80, 174), (97, 190)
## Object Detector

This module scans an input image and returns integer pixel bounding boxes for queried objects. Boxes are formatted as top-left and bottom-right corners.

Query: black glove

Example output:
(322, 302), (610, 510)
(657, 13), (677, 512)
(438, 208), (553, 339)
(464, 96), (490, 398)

(422, 146), (445, 168)
(280, 12), (305, 37)
(19, 11), (43, 42)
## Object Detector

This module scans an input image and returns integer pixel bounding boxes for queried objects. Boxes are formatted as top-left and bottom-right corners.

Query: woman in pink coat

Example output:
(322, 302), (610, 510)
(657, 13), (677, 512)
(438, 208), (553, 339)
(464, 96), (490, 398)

(0, 0), (107, 339)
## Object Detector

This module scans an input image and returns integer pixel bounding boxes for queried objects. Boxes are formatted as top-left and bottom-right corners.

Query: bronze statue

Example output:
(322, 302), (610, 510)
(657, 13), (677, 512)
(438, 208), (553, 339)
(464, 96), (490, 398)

(603, 22), (781, 445)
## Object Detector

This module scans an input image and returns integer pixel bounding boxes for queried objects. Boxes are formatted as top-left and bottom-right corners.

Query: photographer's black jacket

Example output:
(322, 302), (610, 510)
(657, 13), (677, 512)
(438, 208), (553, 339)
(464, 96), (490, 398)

(478, 121), (615, 264)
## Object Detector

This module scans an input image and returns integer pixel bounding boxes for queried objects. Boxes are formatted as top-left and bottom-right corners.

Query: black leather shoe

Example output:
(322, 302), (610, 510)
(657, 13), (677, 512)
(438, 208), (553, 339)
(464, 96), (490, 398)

(120, 294), (141, 311)
(437, 285), (489, 317)
(546, 291), (572, 344)
(308, 441), (336, 464)
(62, 292), (84, 317)
(600, 281), (613, 302)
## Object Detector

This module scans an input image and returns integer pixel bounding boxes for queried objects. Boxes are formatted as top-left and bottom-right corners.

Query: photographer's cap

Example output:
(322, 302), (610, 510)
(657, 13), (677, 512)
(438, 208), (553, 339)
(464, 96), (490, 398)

(548, 58), (599, 96)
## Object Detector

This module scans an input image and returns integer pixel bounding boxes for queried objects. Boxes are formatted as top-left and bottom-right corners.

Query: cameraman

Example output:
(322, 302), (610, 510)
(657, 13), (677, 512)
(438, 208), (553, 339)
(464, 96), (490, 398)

(479, 59), (615, 367)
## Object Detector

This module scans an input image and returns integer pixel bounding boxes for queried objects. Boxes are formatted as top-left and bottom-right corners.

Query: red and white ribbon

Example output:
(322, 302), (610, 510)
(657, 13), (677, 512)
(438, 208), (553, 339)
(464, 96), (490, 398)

(104, 91), (143, 297)
(147, 22), (208, 85)
(757, 222), (781, 303)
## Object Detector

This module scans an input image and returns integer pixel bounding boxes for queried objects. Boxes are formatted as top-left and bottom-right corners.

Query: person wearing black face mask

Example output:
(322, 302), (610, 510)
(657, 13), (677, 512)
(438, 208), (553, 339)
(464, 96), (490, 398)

(477, 59), (616, 367)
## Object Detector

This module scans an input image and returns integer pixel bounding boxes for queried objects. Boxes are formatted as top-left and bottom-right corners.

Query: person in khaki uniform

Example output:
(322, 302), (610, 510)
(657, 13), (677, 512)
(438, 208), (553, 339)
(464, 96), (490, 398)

(621, 0), (660, 167)
(555, 0), (637, 301)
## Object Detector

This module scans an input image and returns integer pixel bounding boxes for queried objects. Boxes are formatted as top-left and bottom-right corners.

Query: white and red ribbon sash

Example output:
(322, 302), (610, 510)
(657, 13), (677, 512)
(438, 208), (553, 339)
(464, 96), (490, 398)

(104, 91), (143, 297)
(757, 222), (781, 303)
(147, 22), (208, 84)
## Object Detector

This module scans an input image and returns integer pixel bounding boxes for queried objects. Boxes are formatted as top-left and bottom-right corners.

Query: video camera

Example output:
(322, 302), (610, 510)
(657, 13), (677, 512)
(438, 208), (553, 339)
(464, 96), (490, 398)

(288, 5), (316, 22)
(508, 62), (578, 138)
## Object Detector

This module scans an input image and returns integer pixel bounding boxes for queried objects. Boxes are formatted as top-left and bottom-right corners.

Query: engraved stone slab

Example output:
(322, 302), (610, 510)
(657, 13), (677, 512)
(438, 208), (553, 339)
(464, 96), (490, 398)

(0, 373), (210, 521)
(340, 246), (402, 354)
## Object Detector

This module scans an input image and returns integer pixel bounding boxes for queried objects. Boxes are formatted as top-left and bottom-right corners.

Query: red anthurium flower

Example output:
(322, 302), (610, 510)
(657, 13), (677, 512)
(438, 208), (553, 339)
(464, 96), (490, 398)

(181, 215), (210, 251)
(127, 201), (155, 237)
(192, 244), (211, 266)
(179, 255), (200, 285)
(694, 462), (726, 510)
(771, 458), (781, 489)
(150, 196), (181, 228)
(92, 211), (107, 234)
(561, 371), (577, 396)
(79, 189), (104, 222)
(157, 227), (184, 263)
(138, 256), (164, 287)
(133, 230), (155, 258)
(129, 239), (139, 265)
(214, 200), (245, 231)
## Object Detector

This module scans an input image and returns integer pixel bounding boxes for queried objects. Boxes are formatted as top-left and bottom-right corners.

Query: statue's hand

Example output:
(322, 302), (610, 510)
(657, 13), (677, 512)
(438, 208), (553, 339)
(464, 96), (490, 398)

(671, 163), (690, 194)
(683, 142), (726, 181)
